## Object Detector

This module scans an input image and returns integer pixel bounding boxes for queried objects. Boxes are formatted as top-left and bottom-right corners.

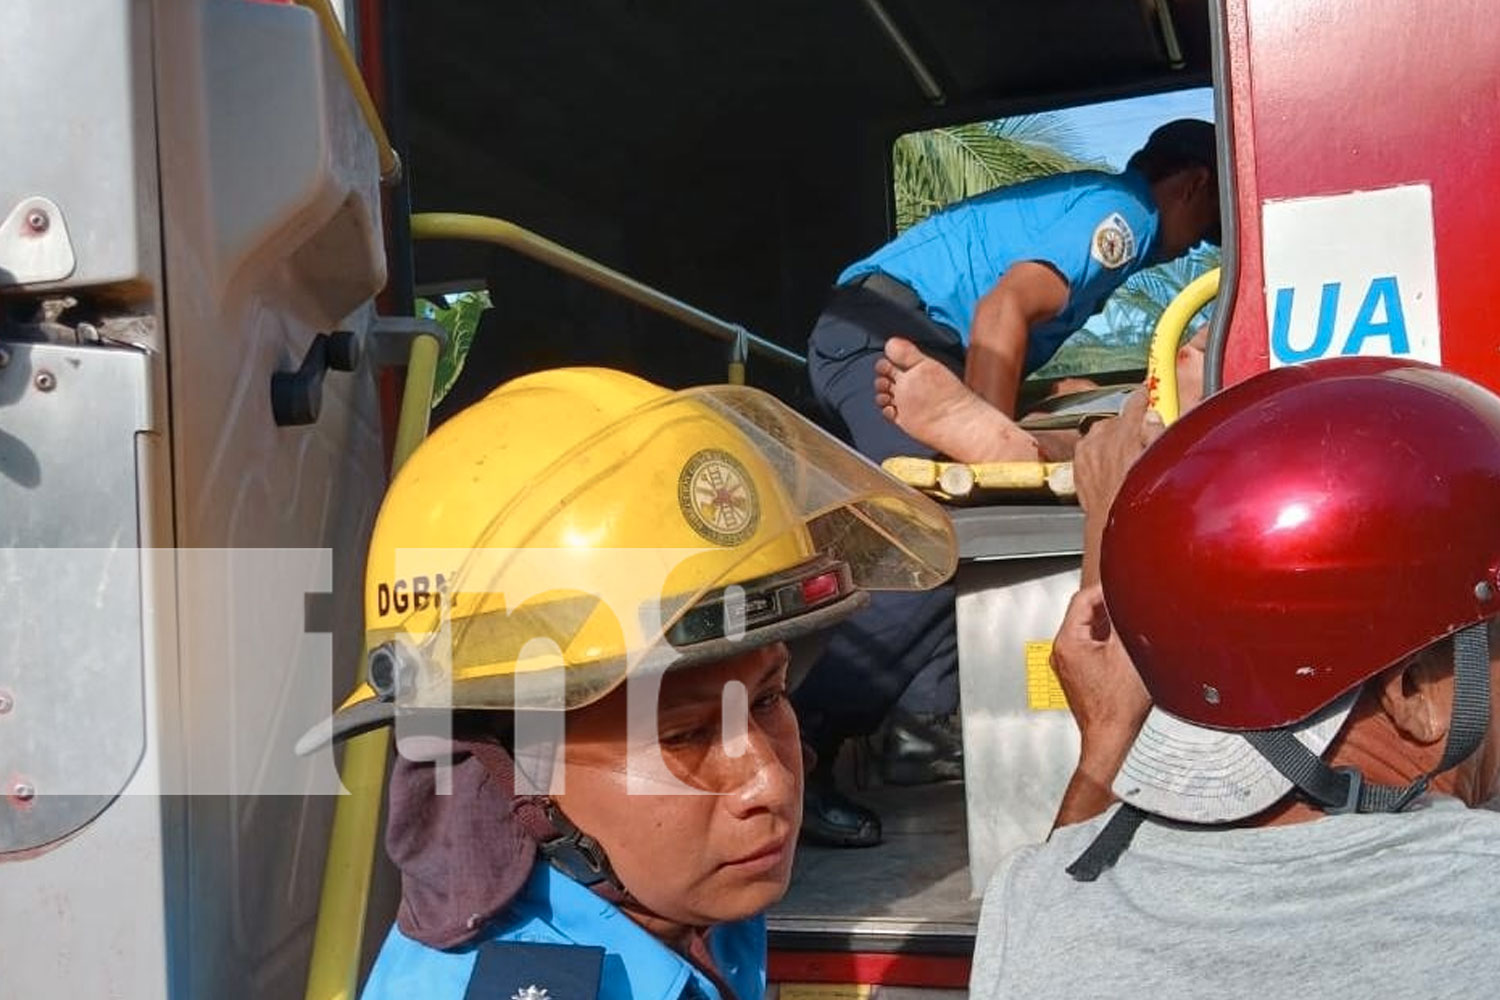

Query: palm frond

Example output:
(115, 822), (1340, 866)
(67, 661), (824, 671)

(893, 112), (1095, 231)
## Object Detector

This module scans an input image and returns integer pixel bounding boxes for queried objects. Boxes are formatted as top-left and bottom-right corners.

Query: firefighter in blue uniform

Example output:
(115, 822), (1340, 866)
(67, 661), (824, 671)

(300, 367), (955, 998)
(796, 119), (1221, 846)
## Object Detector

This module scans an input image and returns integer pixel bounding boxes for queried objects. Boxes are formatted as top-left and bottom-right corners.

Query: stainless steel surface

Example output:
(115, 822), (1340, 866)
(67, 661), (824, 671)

(0, 0), (157, 293)
(1017, 385), (1133, 431)
(0, 196), (76, 285)
(949, 504), (1084, 562)
(1, 2), (393, 995)
(956, 556), (1082, 897)
(0, 342), (153, 852)
(773, 782), (977, 940)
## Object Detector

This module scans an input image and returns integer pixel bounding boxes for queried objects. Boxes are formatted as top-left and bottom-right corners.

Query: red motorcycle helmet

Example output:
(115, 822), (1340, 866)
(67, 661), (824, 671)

(1102, 356), (1500, 731)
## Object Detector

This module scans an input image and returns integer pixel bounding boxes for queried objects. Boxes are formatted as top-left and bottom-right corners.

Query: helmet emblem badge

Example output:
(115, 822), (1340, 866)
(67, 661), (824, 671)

(678, 449), (760, 546)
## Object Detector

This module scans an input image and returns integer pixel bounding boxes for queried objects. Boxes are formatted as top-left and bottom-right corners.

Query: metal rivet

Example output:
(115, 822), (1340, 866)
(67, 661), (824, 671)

(0, 692), (12, 714)
(1476, 581), (1495, 603)
(12, 782), (35, 802)
(33, 370), (56, 392)
(25, 210), (48, 233)
(1202, 684), (1221, 705)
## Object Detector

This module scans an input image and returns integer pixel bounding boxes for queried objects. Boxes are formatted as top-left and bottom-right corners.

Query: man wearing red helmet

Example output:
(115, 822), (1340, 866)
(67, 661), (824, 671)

(970, 357), (1500, 998)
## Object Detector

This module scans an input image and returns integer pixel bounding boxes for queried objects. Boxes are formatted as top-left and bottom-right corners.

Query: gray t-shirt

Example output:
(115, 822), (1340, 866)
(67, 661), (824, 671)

(971, 797), (1500, 999)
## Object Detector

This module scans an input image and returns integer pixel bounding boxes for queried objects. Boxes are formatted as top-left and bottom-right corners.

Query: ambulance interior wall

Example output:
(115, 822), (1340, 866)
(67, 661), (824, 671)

(402, 0), (1213, 425)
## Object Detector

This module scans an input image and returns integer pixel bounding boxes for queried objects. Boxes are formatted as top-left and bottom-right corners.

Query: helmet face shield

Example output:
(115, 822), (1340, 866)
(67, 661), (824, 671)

(678, 385), (957, 592)
(311, 374), (956, 742)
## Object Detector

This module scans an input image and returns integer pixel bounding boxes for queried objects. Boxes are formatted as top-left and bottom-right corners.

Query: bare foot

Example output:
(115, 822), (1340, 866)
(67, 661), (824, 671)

(874, 337), (1043, 463)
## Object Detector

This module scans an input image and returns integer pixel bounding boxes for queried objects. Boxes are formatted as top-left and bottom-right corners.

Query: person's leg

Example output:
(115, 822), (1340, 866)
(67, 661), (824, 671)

(807, 287), (965, 462)
(800, 288), (971, 845)
(793, 586), (957, 844)
(882, 594), (963, 786)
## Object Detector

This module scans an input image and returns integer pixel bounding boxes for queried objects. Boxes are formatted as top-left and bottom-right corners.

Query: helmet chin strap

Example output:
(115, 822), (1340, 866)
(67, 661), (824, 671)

(515, 796), (636, 905)
(463, 738), (639, 905)
(1068, 621), (1492, 883)
(1243, 621), (1492, 816)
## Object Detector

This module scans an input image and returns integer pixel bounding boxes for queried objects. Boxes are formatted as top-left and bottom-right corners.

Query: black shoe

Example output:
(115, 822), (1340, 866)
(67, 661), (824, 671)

(801, 769), (882, 848)
(880, 710), (964, 786)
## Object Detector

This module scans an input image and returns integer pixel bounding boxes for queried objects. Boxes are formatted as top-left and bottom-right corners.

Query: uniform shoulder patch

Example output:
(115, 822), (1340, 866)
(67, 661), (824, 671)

(464, 940), (604, 1000)
(1090, 212), (1137, 270)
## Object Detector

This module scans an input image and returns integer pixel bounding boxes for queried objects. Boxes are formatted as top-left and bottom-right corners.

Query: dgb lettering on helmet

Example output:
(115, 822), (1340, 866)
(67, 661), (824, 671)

(377, 574), (449, 616)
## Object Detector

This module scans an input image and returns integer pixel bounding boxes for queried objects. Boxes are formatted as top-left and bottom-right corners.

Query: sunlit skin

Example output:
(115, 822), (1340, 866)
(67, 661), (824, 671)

(1051, 598), (1500, 830)
(550, 642), (801, 952)
(1150, 165), (1218, 261)
(1257, 638), (1500, 827)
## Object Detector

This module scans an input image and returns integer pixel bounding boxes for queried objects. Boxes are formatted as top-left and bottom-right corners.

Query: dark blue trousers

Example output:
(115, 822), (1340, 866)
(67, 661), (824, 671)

(794, 282), (964, 747)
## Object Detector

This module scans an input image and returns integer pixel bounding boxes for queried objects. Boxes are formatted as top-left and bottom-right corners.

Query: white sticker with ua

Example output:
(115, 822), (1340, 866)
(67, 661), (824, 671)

(1090, 212), (1136, 270)
(1262, 184), (1441, 367)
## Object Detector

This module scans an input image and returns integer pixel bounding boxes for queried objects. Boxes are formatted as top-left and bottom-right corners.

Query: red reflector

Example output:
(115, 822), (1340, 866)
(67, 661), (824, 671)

(800, 571), (841, 605)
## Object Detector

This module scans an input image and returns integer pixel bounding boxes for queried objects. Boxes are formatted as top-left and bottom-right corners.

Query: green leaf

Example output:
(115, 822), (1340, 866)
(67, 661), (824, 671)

(424, 290), (492, 407)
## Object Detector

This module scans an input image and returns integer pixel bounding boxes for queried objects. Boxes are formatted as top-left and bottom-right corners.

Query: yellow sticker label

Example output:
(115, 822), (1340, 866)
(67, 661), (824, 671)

(1025, 640), (1070, 710)
(778, 987), (872, 1000)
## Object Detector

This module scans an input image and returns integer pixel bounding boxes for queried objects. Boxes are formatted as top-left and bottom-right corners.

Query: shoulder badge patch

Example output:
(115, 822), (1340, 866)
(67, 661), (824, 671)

(678, 449), (760, 546)
(464, 941), (603, 1000)
(1090, 212), (1136, 270)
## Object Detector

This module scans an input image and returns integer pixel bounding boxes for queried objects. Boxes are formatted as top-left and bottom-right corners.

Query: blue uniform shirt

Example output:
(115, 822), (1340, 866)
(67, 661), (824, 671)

(362, 863), (767, 1000)
(838, 169), (1162, 374)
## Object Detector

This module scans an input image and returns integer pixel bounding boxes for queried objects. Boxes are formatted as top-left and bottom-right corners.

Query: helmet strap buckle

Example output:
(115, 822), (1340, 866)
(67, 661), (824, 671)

(1324, 765), (1365, 815)
(534, 799), (626, 893)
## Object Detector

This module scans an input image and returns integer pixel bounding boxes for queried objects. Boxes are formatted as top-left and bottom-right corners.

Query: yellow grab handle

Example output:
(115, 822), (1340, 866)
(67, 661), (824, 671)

(304, 332), (441, 1000)
(1144, 267), (1220, 426)
(292, 0), (400, 183)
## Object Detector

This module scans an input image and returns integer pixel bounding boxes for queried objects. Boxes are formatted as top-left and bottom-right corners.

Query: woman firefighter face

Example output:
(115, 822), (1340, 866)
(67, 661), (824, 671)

(550, 640), (803, 928)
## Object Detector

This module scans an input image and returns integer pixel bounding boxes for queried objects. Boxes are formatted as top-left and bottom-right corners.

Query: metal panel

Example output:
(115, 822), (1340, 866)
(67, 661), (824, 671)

(1220, 0), (1500, 393)
(950, 505), (1083, 562)
(0, 343), (173, 999)
(956, 556), (1081, 897)
(153, 2), (390, 996)
(0, 343), (153, 851)
(0, 0), (156, 293)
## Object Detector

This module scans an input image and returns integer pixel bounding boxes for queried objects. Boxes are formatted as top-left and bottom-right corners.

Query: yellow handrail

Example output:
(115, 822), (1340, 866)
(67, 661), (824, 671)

(293, 0), (401, 183)
(410, 213), (805, 380)
(303, 333), (440, 1000)
(1144, 267), (1220, 425)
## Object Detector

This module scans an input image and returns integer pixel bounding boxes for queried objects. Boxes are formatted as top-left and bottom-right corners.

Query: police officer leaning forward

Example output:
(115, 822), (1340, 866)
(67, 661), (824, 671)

(299, 368), (955, 999)
(795, 119), (1220, 847)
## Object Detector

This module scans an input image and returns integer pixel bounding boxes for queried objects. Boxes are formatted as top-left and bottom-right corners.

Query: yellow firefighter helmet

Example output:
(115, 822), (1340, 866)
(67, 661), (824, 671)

(302, 367), (955, 748)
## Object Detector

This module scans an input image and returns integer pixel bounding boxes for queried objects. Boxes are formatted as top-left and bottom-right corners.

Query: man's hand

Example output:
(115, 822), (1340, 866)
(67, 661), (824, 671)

(1074, 389), (1167, 586)
(1049, 584), (1151, 831)
(1073, 389), (1164, 516)
(1051, 585), (1149, 739)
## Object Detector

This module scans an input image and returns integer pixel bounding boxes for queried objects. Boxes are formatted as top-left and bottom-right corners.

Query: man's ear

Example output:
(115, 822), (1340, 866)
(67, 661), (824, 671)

(1375, 650), (1454, 745)
(1189, 165), (1216, 204)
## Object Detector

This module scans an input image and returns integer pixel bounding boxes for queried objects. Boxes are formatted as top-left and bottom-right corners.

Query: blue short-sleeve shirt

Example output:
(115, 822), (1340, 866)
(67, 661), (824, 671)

(838, 169), (1161, 374)
(362, 864), (766, 1000)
